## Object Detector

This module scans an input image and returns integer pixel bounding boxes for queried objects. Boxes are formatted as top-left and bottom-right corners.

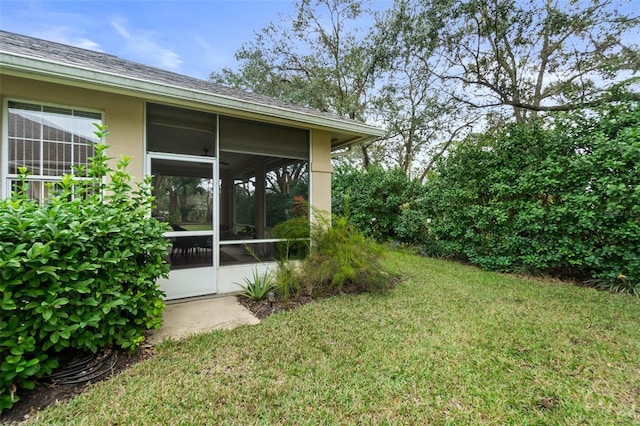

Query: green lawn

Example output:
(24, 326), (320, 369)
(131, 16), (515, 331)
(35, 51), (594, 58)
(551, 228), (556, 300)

(32, 251), (640, 424)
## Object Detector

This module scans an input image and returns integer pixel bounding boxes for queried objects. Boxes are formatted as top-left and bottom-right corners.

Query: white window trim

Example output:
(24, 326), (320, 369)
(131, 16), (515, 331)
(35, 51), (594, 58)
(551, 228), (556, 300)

(2, 98), (104, 199)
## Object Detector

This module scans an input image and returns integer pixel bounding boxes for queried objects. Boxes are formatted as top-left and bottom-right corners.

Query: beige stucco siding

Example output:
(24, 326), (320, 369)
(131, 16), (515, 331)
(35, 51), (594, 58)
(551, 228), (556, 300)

(0, 75), (145, 182)
(310, 129), (333, 215)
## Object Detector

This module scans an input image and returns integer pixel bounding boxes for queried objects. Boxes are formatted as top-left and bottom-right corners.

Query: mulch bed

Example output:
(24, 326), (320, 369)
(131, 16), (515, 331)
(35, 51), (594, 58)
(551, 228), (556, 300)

(236, 292), (315, 319)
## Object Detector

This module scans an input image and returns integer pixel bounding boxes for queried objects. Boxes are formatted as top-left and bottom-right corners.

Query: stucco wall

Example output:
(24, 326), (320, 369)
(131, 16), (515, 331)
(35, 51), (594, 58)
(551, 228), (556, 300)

(0, 75), (145, 183)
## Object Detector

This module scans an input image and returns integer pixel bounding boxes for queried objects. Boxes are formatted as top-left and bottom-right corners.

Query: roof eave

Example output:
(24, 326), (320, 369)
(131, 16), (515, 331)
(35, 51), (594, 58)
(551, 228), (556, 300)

(0, 52), (385, 141)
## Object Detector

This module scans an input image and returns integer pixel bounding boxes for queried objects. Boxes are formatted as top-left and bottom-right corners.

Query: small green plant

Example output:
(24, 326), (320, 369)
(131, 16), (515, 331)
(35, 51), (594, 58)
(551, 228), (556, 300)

(302, 213), (394, 295)
(239, 269), (275, 301)
(270, 213), (310, 261)
(273, 261), (301, 300)
(586, 275), (639, 296)
(269, 212), (308, 300)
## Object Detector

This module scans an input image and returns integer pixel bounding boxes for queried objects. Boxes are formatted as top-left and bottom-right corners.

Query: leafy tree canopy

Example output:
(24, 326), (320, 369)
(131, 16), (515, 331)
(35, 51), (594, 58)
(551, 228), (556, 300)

(211, 0), (639, 174)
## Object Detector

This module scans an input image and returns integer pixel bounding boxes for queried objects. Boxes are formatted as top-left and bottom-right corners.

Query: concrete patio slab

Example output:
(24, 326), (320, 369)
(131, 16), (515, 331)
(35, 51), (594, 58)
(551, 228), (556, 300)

(147, 296), (260, 344)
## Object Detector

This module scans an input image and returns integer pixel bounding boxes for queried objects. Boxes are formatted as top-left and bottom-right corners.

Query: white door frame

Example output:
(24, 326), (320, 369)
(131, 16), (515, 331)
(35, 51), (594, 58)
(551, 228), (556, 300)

(147, 152), (218, 300)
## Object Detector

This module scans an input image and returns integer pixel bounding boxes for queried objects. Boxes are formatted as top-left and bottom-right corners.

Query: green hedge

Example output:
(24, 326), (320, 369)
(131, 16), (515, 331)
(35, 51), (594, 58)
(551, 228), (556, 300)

(0, 126), (170, 411)
(332, 165), (427, 242)
(423, 102), (640, 293)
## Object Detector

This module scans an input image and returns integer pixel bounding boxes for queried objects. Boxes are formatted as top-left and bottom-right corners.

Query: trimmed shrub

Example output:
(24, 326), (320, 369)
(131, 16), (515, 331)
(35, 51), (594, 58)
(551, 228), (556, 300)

(0, 125), (170, 411)
(423, 101), (640, 293)
(332, 165), (427, 242)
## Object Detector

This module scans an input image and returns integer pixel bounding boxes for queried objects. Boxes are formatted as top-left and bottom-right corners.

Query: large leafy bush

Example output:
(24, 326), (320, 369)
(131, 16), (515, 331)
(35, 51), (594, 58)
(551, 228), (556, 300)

(423, 101), (640, 292)
(0, 126), (170, 411)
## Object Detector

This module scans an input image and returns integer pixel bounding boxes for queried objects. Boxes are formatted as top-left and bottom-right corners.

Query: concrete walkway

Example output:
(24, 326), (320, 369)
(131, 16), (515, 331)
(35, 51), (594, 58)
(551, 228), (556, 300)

(147, 296), (260, 345)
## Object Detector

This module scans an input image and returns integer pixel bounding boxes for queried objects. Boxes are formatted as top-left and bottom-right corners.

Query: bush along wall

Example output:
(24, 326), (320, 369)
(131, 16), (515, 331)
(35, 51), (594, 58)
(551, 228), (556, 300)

(422, 101), (640, 294)
(332, 165), (428, 243)
(0, 125), (171, 411)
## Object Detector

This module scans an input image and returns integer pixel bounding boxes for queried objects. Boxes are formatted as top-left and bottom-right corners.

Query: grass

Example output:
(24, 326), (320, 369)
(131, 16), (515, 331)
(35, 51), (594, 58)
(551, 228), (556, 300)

(31, 251), (640, 424)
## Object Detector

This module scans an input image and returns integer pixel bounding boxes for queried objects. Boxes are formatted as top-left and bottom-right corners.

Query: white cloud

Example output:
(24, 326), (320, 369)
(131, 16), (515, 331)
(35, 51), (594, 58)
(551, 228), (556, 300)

(72, 38), (103, 52)
(32, 27), (103, 52)
(110, 18), (182, 70)
(111, 21), (131, 40)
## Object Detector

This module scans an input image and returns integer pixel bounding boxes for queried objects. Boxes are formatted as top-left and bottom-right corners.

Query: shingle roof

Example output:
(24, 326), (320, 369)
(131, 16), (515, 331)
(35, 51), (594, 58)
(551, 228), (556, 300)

(0, 30), (382, 138)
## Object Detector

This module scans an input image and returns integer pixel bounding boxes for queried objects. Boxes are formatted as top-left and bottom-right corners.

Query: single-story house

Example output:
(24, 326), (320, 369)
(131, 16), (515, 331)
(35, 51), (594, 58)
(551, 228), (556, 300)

(0, 30), (384, 300)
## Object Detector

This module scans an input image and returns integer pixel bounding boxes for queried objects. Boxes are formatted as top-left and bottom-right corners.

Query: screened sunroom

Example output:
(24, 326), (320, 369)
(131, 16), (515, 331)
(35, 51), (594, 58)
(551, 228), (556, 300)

(147, 103), (311, 299)
(0, 30), (384, 300)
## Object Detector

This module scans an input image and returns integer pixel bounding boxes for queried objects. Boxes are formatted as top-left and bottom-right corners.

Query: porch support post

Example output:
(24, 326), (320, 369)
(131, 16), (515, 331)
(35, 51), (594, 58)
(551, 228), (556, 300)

(255, 161), (266, 239)
(220, 170), (234, 239)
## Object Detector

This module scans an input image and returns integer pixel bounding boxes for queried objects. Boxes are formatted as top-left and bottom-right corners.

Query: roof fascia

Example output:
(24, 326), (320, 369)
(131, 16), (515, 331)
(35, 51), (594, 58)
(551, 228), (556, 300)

(0, 52), (386, 141)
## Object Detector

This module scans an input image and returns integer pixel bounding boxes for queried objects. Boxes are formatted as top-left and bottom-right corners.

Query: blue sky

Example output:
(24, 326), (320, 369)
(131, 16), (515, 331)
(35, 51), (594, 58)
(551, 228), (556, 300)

(0, 0), (304, 79)
(2, 1), (636, 82)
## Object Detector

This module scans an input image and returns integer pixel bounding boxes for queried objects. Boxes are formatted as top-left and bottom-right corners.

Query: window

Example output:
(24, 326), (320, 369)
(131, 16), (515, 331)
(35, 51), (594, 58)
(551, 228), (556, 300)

(4, 101), (102, 200)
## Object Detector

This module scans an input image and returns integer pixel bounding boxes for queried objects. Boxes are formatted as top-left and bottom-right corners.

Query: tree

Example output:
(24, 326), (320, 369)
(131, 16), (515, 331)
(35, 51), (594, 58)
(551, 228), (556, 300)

(211, 0), (384, 166)
(211, 0), (639, 176)
(265, 162), (308, 195)
(423, 0), (640, 121)
(211, 0), (477, 175)
(368, 0), (478, 179)
(152, 176), (207, 223)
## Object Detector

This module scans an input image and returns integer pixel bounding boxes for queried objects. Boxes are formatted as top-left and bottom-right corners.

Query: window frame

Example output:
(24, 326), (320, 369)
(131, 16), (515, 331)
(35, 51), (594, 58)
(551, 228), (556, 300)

(2, 99), (104, 200)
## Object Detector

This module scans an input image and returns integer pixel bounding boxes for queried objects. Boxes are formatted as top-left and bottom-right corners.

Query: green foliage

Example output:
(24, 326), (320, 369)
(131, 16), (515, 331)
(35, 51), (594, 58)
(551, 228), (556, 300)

(265, 169), (309, 228)
(270, 214), (311, 261)
(423, 101), (640, 293)
(238, 269), (275, 301)
(587, 275), (640, 296)
(0, 125), (170, 412)
(272, 262), (300, 301)
(332, 165), (427, 242)
(268, 206), (394, 297)
(301, 213), (393, 295)
(392, 201), (432, 245)
(269, 206), (310, 300)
